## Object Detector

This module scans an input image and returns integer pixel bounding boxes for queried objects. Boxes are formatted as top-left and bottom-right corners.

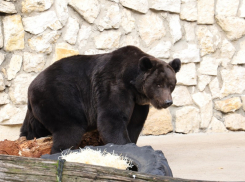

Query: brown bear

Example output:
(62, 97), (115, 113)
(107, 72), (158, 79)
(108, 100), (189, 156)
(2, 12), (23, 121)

(20, 46), (181, 154)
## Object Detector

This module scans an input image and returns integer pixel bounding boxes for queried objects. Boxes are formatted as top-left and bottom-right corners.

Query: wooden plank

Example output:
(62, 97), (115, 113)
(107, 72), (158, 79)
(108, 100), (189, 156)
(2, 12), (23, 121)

(0, 155), (210, 182)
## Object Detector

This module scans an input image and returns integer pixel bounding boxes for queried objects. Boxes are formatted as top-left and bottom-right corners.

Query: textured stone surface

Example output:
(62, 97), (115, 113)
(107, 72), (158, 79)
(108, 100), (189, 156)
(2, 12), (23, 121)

(54, 0), (68, 26)
(23, 52), (45, 73)
(3, 15), (24, 51)
(0, 21), (3, 48)
(0, 53), (5, 65)
(28, 31), (61, 54)
(77, 25), (92, 49)
(0, 92), (9, 105)
(120, 35), (140, 47)
(6, 55), (22, 81)
(63, 17), (79, 45)
(180, 0), (197, 21)
(198, 56), (221, 76)
(176, 63), (197, 86)
(220, 66), (245, 98)
(197, 75), (211, 91)
(0, 74), (4, 91)
(22, 0), (53, 13)
(53, 43), (79, 62)
(0, 104), (26, 125)
(9, 74), (36, 105)
(215, 97), (242, 113)
(94, 31), (121, 50)
(22, 11), (62, 35)
(232, 39), (245, 64)
(192, 92), (213, 128)
(242, 96), (245, 111)
(215, 0), (239, 17)
(209, 77), (220, 99)
(147, 41), (171, 59)
(142, 107), (173, 135)
(220, 39), (235, 59)
(238, 0), (245, 18)
(97, 4), (121, 31)
(173, 44), (200, 63)
(197, 0), (214, 24)
(196, 26), (215, 56)
(0, 0), (17, 14)
(224, 114), (245, 131)
(69, 0), (100, 23)
(216, 15), (245, 41)
(0, 125), (21, 140)
(150, 0), (181, 13)
(172, 86), (193, 106)
(207, 117), (227, 133)
(175, 106), (200, 133)
(138, 12), (165, 46)
(120, 0), (148, 13)
(121, 8), (135, 34)
(168, 14), (182, 44)
(184, 22), (196, 42)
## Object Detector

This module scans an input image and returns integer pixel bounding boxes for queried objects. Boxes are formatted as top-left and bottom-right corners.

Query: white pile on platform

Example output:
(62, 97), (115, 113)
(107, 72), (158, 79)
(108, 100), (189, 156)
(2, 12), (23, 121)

(60, 148), (132, 170)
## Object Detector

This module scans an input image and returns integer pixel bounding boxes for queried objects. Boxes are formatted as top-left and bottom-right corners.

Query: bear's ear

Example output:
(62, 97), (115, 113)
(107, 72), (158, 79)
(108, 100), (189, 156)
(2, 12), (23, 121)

(169, 58), (181, 73)
(139, 56), (153, 71)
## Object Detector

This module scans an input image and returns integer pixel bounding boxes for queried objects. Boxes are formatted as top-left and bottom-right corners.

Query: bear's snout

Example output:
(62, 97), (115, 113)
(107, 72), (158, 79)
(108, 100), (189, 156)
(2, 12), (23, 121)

(164, 100), (173, 107)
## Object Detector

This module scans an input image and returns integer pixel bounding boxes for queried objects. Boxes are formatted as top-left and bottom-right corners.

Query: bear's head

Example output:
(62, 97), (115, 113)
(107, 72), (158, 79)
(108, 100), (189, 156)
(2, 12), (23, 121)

(137, 56), (181, 109)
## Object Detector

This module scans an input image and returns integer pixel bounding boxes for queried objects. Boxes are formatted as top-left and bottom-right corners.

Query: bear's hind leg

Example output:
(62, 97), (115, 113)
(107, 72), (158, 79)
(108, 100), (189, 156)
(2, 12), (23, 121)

(51, 125), (86, 154)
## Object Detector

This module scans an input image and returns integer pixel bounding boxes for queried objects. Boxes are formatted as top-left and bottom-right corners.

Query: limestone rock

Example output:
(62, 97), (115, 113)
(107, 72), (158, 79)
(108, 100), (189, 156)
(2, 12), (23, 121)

(54, 0), (68, 26)
(168, 14), (182, 44)
(209, 77), (220, 99)
(0, 104), (26, 125)
(120, 0), (148, 14)
(215, 15), (245, 41)
(242, 96), (245, 111)
(121, 8), (135, 34)
(219, 58), (230, 68)
(142, 107), (173, 135)
(28, 31), (61, 54)
(23, 52), (45, 73)
(215, 97), (242, 113)
(0, 53), (5, 65)
(0, 21), (3, 48)
(196, 26), (215, 56)
(0, 0), (17, 14)
(150, 0), (181, 13)
(173, 44), (200, 63)
(197, 75), (211, 91)
(175, 106), (200, 133)
(198, 56), (221, 76)
(220, 66), (245, 98)
(97, 4), (121, 31)
(63, 17), (79, 45)
(180, 1), (197, 21)
(207, 117), (227, 133)
(172, 86), (193, 106)
(69, 0), (100, 24)
(94, 31), (121, 50)
(84, 49), (108, 55)
(238, 0), (245, 18)
(77, 25), (92, 49)
(220, 39), (235, 59)
(192, 92), (213, 128)
(147, 41), (171, 59)
(3, 15), (25, 51)
(9, 74), (36, 105)
(0, 74), (4, 91)
(0, 125), (21, 141)
(197, 0), (214, 24)
(120, 35), (140, 47)
(22, 11), (62, 35)
(215, 0), (239, 17)
(184, 22), (196, 42)
(6, 55), (22, 81)
(138, 12), (165, 46)
(0, 92), (9, 105)
(224, 113), (245, 131)
(22, 0), (54, 13)
(53, 43), (79, 62)
(232, 39), (245, 64)
(176, 63), (197, 86)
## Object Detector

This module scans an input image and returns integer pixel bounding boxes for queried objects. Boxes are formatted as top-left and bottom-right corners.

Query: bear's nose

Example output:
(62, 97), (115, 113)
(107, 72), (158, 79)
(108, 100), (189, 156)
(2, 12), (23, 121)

(165, 100), (173, 107)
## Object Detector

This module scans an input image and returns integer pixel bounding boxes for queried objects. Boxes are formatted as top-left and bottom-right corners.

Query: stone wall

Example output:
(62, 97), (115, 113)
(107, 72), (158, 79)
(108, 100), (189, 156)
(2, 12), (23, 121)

(1, 0), (245, 140)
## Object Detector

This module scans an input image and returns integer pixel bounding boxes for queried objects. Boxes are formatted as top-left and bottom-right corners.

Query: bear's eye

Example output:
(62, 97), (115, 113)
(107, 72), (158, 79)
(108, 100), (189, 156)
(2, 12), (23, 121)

(157, 84), (161, 88)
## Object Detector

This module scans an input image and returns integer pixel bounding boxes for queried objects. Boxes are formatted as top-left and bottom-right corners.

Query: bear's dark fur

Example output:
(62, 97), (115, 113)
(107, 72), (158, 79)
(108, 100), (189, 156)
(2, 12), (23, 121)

(20, 46), (181, 154)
